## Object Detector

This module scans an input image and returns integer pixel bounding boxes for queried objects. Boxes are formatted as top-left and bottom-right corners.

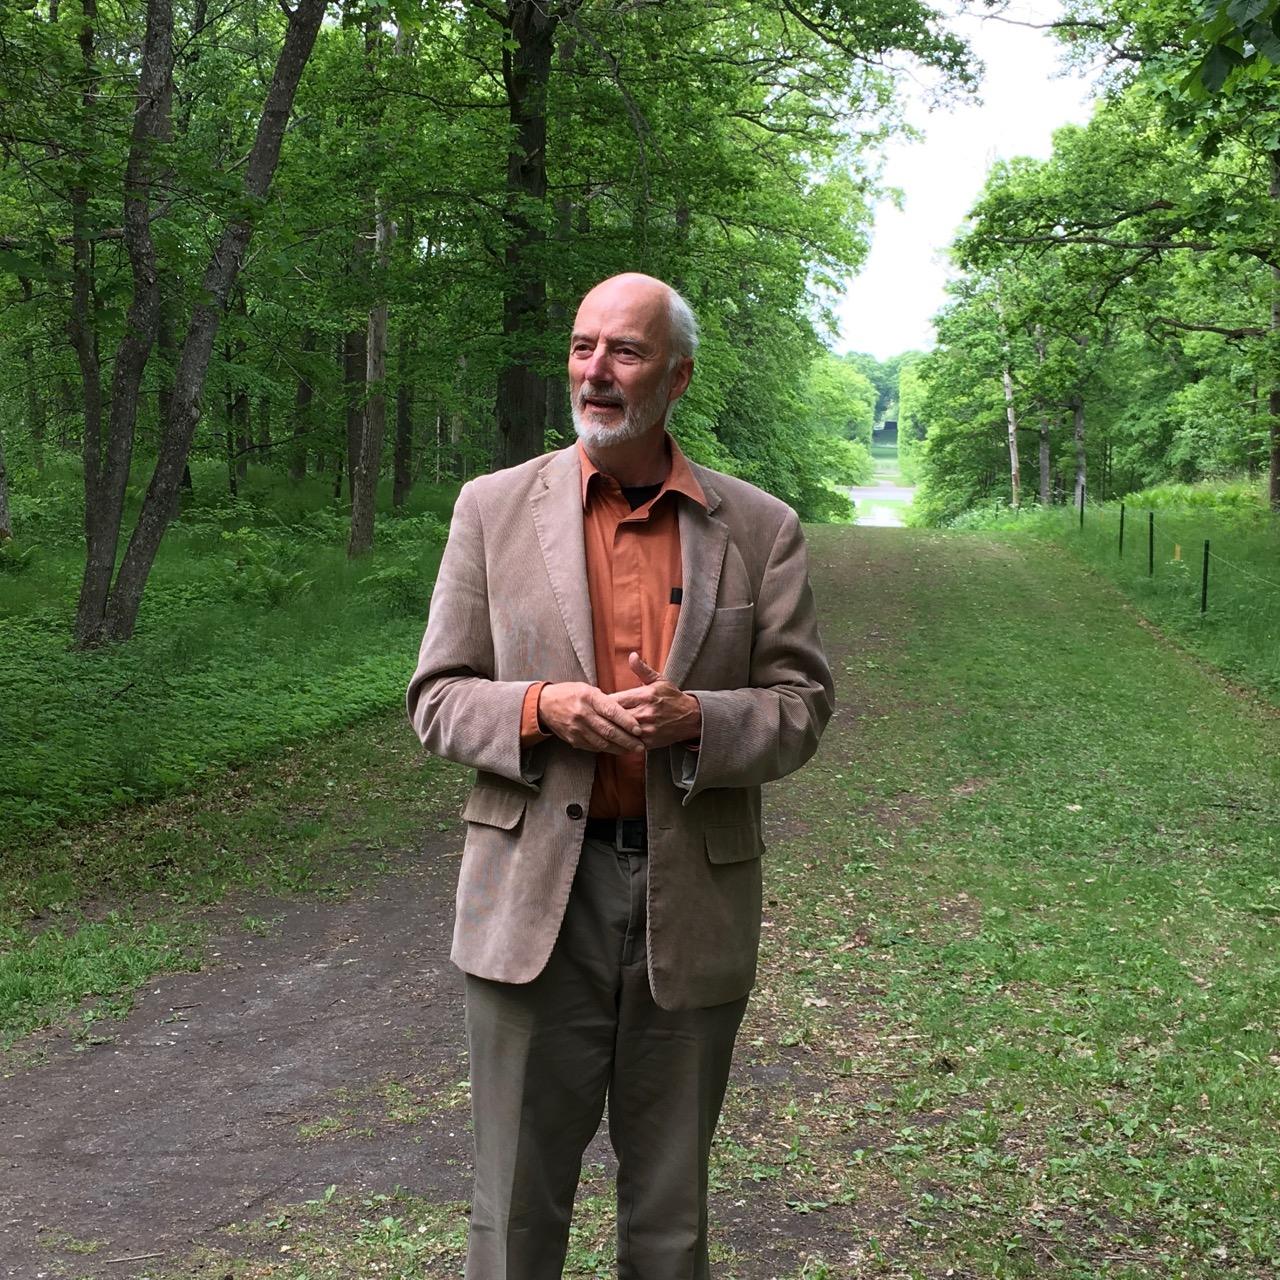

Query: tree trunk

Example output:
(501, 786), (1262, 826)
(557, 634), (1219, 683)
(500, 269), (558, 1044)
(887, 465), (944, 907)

(350, 188), (394, 557)
(19, 279), (46, 475)
(231, 290), (250, 482)
(0, 430), (12, 541)
(290, 327), (315, 480)
(57, 377), (75, 451)
(72, 0), (174, 648)
(345, 322), (366, 500)
(225, 411), (238, 497)
(393, 327), (414, 508)
(1071, 394), (1086, 511)
(99, 0), (327, 644)
(67, 0), (111, 643)
(495, 0), (563, 468)
(449, 352), (467, 478)
(349, 14), (395, 556)
(994, 281), (1020, 509)
(1039, 418), (1051, 506)
(156, 295), (175, 449)
(544, 32), (576, 448)
(1002, 364), (1021, 510)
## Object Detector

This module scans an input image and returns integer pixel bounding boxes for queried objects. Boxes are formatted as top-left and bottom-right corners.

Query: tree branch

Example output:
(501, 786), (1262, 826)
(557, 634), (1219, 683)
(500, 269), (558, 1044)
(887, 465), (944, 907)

(1150, 316), (1267, 339)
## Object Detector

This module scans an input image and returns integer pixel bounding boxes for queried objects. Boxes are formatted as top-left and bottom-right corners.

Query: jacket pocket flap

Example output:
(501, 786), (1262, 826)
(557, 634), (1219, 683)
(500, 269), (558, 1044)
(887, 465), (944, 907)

(704, 824), (763, 864)
(462, 785), (527, 830)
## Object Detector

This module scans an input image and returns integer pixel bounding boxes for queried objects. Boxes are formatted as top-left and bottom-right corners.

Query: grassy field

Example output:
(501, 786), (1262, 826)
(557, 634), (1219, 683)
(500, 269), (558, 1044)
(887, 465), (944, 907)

(6, 524), (1278, 1278)
(939, 481), (1280, 698)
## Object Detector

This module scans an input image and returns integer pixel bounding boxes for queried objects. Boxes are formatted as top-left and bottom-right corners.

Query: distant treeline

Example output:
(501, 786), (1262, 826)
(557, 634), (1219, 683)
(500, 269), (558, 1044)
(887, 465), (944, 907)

(901, 0), (1280, 526)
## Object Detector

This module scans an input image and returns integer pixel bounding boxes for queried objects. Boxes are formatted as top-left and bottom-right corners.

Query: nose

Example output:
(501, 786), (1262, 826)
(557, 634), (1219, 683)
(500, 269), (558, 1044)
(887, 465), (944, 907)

(582, 342), (612, 385)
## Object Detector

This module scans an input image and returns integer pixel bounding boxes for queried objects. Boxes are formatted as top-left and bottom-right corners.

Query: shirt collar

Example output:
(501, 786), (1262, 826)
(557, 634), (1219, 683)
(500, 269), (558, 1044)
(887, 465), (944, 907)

(577, 433), (708, 512)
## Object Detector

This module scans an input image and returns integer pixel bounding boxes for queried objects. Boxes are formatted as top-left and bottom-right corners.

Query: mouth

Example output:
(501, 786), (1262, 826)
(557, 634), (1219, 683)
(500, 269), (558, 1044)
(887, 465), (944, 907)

(580, 393), (624, 413)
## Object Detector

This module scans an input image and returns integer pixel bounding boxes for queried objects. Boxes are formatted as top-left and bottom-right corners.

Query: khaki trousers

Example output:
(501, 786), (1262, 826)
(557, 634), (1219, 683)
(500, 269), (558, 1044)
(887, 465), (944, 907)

(463, 836), (748, 1280)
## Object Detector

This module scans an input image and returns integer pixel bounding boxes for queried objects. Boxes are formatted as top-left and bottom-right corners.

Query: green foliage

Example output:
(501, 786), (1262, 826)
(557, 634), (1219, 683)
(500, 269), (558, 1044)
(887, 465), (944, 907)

(895, 355), (927, 483)
(0, 0), (979, 577)
(0, 538), (37, 576)
(914, 65), (1280, 526)
(803, 354), (877, 445)
(0, 465), (448, 840)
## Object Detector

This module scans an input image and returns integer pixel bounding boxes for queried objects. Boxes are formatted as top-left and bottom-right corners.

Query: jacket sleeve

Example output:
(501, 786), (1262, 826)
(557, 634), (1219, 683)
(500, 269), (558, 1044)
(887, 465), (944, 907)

(670, 508), (833, 800)
(405, 481), (543, 787)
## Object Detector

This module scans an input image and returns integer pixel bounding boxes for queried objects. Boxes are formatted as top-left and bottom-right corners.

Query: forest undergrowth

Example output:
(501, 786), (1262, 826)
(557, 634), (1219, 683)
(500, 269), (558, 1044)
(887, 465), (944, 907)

(0, 459), (456, 839)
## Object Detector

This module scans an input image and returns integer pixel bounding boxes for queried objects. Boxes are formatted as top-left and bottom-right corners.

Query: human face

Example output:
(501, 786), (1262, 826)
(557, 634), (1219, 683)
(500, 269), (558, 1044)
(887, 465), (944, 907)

(568, 277), (692, 450)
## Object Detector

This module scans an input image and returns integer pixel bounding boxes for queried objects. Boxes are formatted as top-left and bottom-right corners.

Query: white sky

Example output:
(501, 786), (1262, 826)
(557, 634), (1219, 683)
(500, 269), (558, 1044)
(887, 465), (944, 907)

(835, 3), (1098, 360)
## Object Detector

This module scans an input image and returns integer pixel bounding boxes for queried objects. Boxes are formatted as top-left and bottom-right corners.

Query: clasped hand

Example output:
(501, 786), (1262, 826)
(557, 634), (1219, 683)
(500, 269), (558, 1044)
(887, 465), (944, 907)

(537, 653), (701, 755)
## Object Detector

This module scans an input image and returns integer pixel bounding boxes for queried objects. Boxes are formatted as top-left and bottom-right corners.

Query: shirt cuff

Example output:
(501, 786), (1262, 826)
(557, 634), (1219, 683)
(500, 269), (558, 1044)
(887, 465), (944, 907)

(520, 681), (551, 747)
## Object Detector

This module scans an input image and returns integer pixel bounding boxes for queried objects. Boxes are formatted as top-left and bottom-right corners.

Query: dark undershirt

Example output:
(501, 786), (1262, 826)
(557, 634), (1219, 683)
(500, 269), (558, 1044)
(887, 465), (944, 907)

(621, 483), (662, 511)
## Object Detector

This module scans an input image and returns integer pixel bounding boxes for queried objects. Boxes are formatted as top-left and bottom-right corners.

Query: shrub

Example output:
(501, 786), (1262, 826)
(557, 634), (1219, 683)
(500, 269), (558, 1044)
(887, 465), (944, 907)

(358, 563), (433, 617)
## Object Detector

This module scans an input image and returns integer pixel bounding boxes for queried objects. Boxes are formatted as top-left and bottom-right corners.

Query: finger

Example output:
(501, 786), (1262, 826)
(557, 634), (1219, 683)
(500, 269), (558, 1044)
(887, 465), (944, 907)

(581, 724), (645, 755)
(580, 704), (645, 750)
(628, 651), (663, 685)
(590, 690), (643, 736)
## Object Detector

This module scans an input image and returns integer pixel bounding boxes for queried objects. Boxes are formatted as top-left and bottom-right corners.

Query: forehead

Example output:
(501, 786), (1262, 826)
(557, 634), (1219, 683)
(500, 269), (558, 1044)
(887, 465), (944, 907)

(572, 281), (670, 345)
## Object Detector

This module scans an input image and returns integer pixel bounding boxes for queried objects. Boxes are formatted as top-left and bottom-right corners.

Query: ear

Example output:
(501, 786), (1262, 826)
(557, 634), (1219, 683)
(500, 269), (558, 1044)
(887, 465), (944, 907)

(666, 357), (693, 404)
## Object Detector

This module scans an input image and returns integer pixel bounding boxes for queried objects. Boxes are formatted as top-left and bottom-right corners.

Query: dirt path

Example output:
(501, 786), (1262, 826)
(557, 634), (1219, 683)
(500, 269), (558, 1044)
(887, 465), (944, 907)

(0, 852), (474, 1278)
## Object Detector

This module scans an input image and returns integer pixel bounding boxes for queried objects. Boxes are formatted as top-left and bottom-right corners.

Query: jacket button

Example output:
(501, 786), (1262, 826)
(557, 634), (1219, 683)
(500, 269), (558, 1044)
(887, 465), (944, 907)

(566, 803), (584, 820)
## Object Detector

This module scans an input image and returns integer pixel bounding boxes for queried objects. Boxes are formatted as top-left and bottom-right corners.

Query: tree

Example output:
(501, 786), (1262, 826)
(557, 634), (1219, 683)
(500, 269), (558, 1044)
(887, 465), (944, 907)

(803, 355), (877, 445)
(986, 0), (1280, 507)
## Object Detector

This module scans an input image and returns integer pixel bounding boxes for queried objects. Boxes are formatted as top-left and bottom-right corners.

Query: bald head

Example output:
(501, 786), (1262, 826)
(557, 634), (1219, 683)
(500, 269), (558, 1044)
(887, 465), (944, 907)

(577, 274), (699, 367)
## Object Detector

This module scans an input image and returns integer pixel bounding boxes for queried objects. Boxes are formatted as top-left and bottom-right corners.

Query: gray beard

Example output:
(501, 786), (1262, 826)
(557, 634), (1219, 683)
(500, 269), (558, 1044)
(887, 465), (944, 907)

(571, 383), (672, 450)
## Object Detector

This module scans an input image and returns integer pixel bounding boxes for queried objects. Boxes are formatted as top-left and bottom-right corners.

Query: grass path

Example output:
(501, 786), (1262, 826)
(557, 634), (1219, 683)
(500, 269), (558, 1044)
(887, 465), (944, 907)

(4, 527), (1278, 1279)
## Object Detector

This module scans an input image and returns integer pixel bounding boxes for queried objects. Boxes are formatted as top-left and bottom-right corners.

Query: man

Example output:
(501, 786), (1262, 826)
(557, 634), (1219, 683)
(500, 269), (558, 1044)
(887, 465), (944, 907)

(406, 273), (833, 1279)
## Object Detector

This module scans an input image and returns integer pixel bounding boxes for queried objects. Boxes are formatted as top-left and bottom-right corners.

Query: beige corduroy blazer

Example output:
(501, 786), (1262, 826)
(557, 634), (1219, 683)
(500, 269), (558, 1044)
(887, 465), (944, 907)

(405, 444), (833, 1010)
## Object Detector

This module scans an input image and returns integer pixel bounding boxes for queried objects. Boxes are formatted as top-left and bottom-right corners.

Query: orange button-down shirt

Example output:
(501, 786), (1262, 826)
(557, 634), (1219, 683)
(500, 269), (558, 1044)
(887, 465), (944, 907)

(520, 435), (707, 818)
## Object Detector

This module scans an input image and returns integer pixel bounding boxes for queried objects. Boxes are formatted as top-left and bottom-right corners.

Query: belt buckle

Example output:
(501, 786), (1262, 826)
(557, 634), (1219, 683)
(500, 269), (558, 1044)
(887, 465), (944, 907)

(615, 818), (645, 854)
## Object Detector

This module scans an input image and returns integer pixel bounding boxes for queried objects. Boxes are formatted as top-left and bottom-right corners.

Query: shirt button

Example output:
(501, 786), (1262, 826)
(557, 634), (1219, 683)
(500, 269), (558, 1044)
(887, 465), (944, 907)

(566, 803), (584, 820)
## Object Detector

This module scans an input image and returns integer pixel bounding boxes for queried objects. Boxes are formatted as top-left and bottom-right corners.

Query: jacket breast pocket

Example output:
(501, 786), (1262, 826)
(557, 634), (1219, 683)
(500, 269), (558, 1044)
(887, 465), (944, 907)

(712, 603), (754, 631)
(462, 784), (527, 830)
(704, 824), (764, 865)
(703, 603), (755, 687)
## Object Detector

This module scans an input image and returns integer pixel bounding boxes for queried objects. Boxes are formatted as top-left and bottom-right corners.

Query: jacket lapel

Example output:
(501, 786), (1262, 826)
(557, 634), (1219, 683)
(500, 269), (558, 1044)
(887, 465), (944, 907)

(664, 471), (728, 688)
(530, 447), (596, 685)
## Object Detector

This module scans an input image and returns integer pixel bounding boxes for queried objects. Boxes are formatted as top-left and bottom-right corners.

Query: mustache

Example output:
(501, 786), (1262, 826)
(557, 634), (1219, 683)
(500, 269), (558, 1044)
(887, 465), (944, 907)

(578, 384), (625, 408)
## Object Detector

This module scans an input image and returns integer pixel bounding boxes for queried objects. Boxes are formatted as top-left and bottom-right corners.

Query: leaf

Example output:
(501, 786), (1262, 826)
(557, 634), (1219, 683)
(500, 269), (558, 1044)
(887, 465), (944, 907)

(1200, 42), (1245, 92)
(1244, 18), (1280, 60)
(0, 249), (70, 283)
(1226, 0), (1269, 27)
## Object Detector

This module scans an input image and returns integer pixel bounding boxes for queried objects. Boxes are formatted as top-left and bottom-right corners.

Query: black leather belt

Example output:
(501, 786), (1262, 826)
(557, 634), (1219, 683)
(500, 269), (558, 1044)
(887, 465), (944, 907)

(584, 817), (648, 854)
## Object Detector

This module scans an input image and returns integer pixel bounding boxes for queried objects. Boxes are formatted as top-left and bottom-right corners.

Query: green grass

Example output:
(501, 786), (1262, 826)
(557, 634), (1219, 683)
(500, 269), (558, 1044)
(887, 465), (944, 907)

(1, 456), (466, 1048)
(0, 710), (465, 1048)
(870, 441), (904, 485)
(1, 459), (455, 838)
(739, 527), (1280, 1277)
(938, 487), (1280, 699)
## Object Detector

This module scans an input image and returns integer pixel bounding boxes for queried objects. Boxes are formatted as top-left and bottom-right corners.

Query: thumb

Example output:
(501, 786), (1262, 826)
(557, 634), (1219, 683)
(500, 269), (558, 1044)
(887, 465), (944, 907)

(628, 651), (662, 685)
